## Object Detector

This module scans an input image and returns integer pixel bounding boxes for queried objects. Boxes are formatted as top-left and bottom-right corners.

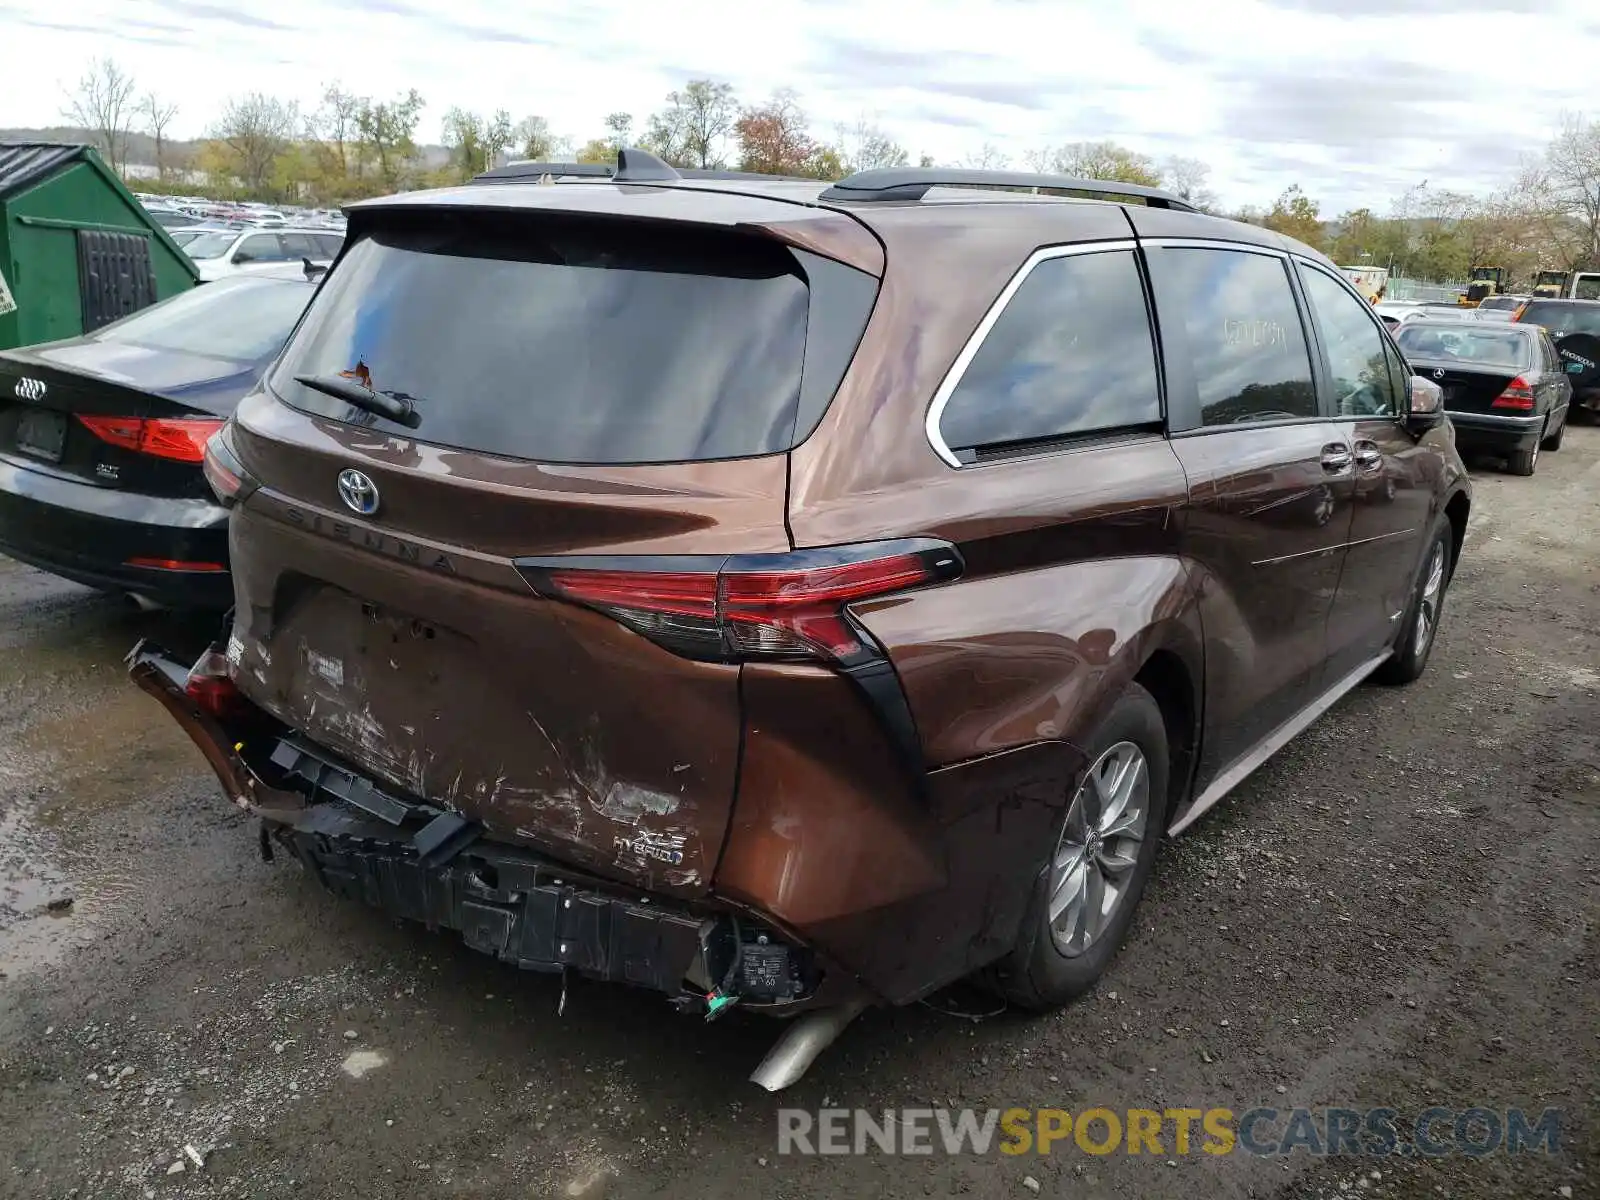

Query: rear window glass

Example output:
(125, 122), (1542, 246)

(1520, 302), (1600, 336)
(98, 277), (311, 361)
(1396, 325), (1530, 369)
(269, 213), (830, 464)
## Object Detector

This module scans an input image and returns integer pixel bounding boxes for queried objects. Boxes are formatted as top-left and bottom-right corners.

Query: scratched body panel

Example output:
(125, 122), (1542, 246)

(226, 483), (748, 900)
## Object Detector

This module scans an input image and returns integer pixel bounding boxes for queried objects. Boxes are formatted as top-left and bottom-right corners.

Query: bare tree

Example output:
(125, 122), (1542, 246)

(317, 84), (366, 178)
(62, 57), (137, 172)
(214, 93), (300, 194)
(1028, 141), (1160, 185)
(1542, 113), (1600, 268)
(962, 142), (1010, 170)
(838, 117), (909, 173)
(140, 93), (178, 181)
(644, 80), (738, 168)
(1159, 155), (1219, 211)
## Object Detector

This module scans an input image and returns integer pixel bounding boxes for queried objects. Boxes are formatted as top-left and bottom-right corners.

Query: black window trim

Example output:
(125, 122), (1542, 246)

(1294, 255), (1415, 425)
(1141, 237), (1326, 436)
(923, 238), (1147, 468)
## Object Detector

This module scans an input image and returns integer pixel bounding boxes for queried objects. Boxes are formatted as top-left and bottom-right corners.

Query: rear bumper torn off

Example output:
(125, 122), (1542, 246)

(126, 640), (832, 1011)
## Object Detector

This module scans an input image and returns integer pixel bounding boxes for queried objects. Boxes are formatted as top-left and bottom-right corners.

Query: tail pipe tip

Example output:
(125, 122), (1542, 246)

(748, 998), (871, 1093)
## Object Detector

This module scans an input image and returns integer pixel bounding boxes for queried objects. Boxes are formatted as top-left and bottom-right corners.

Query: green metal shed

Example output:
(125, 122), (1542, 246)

(0, 142), (197, 351)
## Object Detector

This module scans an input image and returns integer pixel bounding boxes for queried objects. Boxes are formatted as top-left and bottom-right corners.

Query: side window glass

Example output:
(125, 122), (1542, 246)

(937, 250), (1160, 454)
(1147, 249), (1318, 427)
(281, 233), (318, 259)
(1384, 341), (1408, 405)
(1301, 267), (1402, 418)
(240, 234), (280, 262)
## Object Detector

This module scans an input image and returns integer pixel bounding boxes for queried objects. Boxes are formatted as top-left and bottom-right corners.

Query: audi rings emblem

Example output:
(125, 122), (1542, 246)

(14, 377), (47, 402)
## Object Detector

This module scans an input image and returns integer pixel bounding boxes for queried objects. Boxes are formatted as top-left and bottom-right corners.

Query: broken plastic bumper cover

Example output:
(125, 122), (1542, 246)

(126, 639), (820, 1009)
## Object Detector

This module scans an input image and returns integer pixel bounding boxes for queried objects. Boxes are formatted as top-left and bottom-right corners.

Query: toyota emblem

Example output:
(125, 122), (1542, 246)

(14, 376), (47, 402)
(337, 468), (380, 516)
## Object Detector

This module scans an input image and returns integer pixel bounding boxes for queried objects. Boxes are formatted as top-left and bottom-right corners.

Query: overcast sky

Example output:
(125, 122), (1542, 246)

(5, 0), (1598, 212)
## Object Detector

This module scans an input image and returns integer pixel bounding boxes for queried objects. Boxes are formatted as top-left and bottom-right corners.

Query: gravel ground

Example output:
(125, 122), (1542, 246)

(1, 430), (1597, 1200)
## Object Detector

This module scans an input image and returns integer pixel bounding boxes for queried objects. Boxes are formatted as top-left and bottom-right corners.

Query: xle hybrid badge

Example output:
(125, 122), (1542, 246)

(337, 468), (380, 516)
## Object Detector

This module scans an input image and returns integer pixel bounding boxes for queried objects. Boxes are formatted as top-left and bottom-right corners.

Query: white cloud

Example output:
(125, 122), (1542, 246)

(5, 0), (1598, 211)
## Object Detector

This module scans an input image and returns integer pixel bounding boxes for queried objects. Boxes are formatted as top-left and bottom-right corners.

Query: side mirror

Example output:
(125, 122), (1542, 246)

(1406, 374), (1445, 433)
(232, 250), (252, 264)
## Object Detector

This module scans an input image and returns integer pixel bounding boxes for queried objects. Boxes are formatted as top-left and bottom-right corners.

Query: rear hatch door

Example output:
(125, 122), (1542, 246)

(224, 201), (879, 897)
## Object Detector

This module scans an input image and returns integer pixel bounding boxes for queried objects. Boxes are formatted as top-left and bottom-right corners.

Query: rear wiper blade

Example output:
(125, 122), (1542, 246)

(293, 373), (421, 429)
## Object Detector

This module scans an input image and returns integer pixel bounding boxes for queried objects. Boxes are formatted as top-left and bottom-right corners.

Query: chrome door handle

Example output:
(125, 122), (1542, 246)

(1354, 443), (1384, 471)
(1320, 445), (1353, 472)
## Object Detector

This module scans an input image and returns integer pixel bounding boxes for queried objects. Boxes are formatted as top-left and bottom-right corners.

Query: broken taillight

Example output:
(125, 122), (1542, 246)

(517, 539), (963, 666)
(1491, 377), (1536, 410)
(184, 647), (242, 719)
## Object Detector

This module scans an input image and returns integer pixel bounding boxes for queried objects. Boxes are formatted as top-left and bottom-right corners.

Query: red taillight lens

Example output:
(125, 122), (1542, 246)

(1492, 377), (1535, 410)
(184, 647), (241, 719)
(77, 415), (225, 462)
(524, 541), (963, 665)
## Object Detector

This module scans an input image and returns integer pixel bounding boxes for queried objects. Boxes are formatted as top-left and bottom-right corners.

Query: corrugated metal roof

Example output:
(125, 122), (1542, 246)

(0, 142), (89, 199)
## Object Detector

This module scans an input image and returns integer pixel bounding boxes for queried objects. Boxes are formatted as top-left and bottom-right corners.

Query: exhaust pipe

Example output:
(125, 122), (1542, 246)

(749, 998), (870, 1092)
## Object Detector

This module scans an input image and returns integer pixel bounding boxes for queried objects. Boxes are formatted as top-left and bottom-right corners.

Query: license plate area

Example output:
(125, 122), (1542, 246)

(15, 408), (67, 463)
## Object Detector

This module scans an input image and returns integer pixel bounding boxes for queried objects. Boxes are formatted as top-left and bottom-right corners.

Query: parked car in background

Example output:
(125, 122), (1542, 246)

(184, 226), (344, 281)
(1511, 297), (1600, 418)
(1396, 320), (1569, 474)
(1374, 300), (1476, 331)
(0, 267), (319, 608)
(1472, 294), (1529, 321)
(130, 153), (1471, 1089)
(168, 225), (236, 248)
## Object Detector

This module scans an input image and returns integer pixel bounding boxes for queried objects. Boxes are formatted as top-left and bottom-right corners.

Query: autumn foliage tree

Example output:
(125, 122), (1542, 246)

(736, 90), (831, 178)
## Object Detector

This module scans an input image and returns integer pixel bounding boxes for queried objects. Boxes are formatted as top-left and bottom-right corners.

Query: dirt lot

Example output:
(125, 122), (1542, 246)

(1, 431), (1597, 1200)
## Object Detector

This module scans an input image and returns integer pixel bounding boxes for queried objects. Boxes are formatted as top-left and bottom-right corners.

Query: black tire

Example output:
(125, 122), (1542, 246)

(1374, 522), (1452, 686)
(1507, 441), (1539, 476)
(1542, 413), (1566, 451)
(987, 683), (1169, 1011)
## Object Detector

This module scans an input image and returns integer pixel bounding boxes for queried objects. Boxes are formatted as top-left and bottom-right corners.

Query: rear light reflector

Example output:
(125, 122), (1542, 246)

(200, 424), (258, 507)
(1491, 377), (1535, 410)
(125, 557), (227, 572)
(519, 540), (963, 666)
(77, 415), (224, 463)
(184, 647), (242, 719)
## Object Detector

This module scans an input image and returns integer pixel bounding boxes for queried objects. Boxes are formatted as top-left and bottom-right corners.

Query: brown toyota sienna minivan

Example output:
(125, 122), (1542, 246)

(132, 151), (1471, 1088)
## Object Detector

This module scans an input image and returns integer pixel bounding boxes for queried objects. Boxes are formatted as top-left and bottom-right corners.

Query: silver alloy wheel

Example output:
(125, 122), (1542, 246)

(1047, 740), (1151, 957)
(1414, 540), (1446, 655)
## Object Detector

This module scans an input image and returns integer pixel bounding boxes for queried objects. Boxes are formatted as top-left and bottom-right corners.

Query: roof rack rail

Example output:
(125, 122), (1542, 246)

(818, 168), (1197, 211)
(472, 161), (613, 183)
(472, 147), (685, 186)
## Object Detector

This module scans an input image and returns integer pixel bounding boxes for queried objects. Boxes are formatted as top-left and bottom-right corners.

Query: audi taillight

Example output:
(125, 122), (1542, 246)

(517, 540), (963, 666)
(77, 415), (224, 463)
(1491, 377), (1535, 410)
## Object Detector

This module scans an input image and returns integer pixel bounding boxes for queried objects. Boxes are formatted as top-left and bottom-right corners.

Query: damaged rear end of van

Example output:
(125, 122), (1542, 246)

(129, 172), (956, 1078)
